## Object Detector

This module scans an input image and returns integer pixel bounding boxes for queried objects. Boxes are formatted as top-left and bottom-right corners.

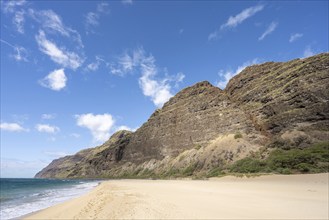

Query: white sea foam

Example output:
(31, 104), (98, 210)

(0, 181), (100, 220)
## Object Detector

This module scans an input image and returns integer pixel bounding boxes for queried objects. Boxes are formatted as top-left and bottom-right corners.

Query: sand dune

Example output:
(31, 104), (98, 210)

(24, 173), (328, 219)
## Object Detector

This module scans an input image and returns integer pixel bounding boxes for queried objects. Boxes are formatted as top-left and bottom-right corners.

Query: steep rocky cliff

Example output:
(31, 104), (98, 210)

(35, 53), (329, 178)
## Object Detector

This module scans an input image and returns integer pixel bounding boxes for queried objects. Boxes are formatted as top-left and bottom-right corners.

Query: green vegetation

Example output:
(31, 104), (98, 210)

(182, 164), (197, 176)
(206, 167), (224, 178)
(234, 132), (243, 139)
(230, 142), (329, 174)
(90, 142), (329, 179)
(194, 144), (202, 150)
(230, 158), (266, 173)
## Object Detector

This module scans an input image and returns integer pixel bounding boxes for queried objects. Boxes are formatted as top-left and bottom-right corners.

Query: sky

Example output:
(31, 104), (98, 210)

(0, 0), (328, 178)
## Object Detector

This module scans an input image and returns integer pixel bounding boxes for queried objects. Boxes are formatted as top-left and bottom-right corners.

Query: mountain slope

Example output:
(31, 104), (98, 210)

(35, 53), (329, 178)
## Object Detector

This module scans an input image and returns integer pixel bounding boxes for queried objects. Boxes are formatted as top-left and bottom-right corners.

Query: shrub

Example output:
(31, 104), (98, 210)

(230, 157), (266, 173)
(267, 142), (329, 172)
(295, 163), (312, 173)
(206, 167), (223, 177)
(267, 138), (291, 150)
(194, 145), (202, 150)
(229, 142), (329, 174)
(182, 164), (197, 176)
(234, 132), (243, 139)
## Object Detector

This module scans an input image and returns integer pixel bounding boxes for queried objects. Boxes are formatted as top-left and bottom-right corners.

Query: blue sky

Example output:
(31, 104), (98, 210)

(1, 0), (328, 177)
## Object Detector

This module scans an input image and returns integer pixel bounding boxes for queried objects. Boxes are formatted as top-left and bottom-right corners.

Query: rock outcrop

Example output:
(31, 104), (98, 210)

(35, 53), (329, 178)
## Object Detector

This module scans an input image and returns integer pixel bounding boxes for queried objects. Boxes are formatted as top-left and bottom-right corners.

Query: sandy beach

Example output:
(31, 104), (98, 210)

(24, 173), (328, 219)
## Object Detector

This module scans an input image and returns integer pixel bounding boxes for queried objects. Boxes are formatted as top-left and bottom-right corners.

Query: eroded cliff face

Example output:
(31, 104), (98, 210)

(226, 53), (329, 147)
(35, 53), (329, 178)
(122, 81), (262, 163)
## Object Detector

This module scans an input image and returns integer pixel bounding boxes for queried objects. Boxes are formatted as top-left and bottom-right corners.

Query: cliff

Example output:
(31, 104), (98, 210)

(35, 53), (329, 178)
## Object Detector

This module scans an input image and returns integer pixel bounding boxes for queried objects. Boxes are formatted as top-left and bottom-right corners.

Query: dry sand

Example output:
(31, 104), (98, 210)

(24, 173), (328, 219)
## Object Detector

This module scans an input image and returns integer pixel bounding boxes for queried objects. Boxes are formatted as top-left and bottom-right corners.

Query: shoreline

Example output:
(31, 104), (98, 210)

(14, 181), (103, 220)
(23, 173), (328, 219)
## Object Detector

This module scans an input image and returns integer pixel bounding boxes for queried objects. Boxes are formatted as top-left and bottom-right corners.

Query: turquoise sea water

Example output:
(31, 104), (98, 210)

(0, 178), (99, 219)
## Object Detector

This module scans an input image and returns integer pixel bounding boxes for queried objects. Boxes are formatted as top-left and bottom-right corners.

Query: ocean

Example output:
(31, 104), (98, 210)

(0, 178), (100, 220)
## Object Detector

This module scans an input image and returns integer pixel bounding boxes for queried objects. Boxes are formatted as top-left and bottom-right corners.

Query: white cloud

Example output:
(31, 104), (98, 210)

(122, 0), (133, 5)
(35, 30), (84, 69)
(70, 133), (81, 138)
(303, 45), (315, 58)
(176, 72), (185, 83)
(110, 48), (145, 76)
(0, 39), (28, 61)
(85, 3), (110, 33)
(37, 10), (69, 36)
(221, 5), (264, 29)
(75, 113), (115, 142)
(208, 32), (219, 41)
(1, 0), (27, 13)
(258, 22), (278, 41)
(139, 64), (184, 107)
(0, 123), (28, 132)
(41, 114), (56, 120)
(216, 59), (260, 89)
(30, 9), (83, 48)
(39, 69), (67, 91)
(36, 124), (60, 133)
(86, 61), (100, 71)
(289, 33), (303, 43)
(97, 2), (110, 13)
(86, 12), (99, 27)
(13, 10), (25, 33)
(139, 70), (173, 108)
(208, 4), (264, 40)
(111, 48), (185, 107)
(85, 56), (106, 72)
(115, 125), (137, 132)
(12, 45), (27, 61)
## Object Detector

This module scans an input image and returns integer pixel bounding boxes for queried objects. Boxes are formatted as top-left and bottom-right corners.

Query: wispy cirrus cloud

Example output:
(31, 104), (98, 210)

(70, 133), (81, 138)
(0, 39), (28, 61)
(216, 58), (260, 89)
(13, 10), (25, 33)
(111, 48), (185, 107)
(85, 56), (107, 72)
(258, 22), (278, 41)
(289, 33), (303, 43)
(35, 30), (84, 70)
(97, 2), (110, 13)
(0, 122), (29, 132)
(1, 0), (27, 13)
(221, 5), (264, 29)
(41, 114), (56, 120)
(209, 4), (264, 40)
(110, 48), (144, 76)
(1, 0), (27, 34)
(122, 0), (133, 5)
(302, 45), (315, 58)
(35, 124), (60, 133)
(29, 9), (83, 48)
(39, 69), (67, 91)
(85, 2), (110, 34)
(85, 12), (99, 27)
